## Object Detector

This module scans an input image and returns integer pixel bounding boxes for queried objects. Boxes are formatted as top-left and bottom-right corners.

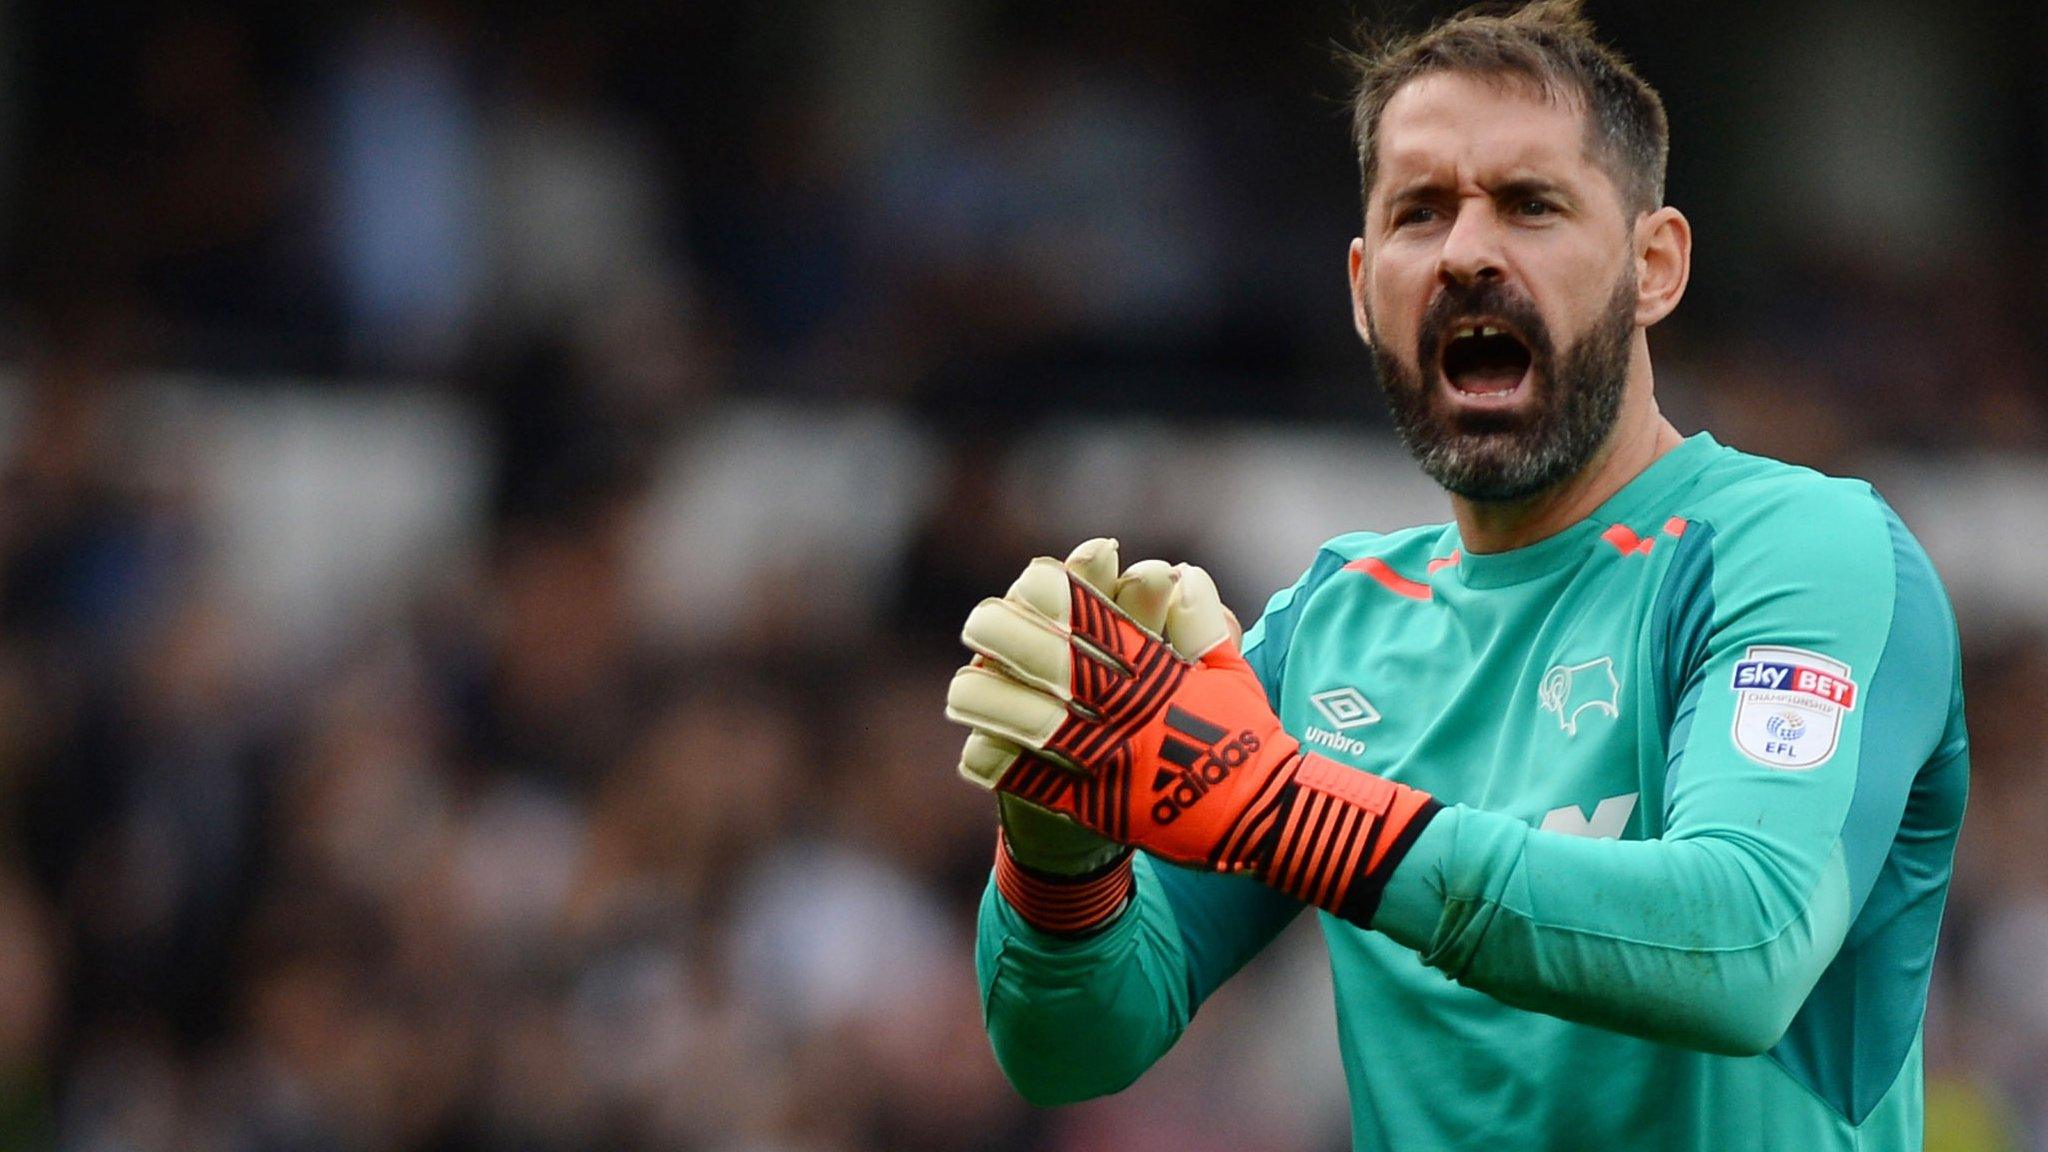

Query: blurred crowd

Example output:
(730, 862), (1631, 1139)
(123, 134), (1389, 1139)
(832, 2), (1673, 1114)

(0, 1), (2041, 1150)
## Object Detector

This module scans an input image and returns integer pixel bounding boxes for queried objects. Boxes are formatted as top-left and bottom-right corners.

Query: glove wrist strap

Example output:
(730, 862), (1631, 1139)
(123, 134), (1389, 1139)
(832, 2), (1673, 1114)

(1262, 752), (1442, 925)
(994, 830), (1134, 937)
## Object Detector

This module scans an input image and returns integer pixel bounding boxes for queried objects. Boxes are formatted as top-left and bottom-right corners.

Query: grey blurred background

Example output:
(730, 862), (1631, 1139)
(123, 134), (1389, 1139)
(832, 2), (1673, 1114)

(0, 0), (2038, 1148)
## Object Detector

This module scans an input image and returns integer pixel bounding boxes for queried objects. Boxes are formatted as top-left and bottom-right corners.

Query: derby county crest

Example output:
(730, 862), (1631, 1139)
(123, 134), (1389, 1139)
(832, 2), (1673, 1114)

(1538, 657), (1622, 737)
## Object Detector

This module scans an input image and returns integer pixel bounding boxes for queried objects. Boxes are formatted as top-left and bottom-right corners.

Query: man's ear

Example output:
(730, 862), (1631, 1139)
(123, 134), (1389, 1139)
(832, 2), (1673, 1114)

(1633, 206), (1691, 328)
(1349, 237), (1374, 346)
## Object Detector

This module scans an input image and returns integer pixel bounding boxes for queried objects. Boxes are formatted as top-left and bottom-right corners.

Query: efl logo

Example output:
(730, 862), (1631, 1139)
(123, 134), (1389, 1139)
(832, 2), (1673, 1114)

(1151, 705), (1261, 825)
(1731, 659), (1857, 709)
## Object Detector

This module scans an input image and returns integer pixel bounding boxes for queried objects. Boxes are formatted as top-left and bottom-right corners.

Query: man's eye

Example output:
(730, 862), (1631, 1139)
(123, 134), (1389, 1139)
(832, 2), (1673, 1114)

(1517, 199), (1554, 217)
(1395, 206), (1438, 227)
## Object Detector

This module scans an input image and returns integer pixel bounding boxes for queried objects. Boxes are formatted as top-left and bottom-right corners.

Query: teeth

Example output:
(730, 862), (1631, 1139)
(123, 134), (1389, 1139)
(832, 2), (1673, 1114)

(1480, 326), (1502, 338)
(1453, 325), (1476, 340)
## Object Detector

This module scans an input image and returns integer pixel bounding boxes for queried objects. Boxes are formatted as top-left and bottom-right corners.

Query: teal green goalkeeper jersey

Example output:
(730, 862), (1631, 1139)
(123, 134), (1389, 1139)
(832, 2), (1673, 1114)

(975, 433), (1969, 1151)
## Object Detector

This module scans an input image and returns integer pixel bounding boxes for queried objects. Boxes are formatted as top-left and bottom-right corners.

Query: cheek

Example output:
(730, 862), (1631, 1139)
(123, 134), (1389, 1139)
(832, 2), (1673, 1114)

(1561, 245), (1636, 314)
(1366, 264), (1431, 345)
(1523, 262), (1620, 345)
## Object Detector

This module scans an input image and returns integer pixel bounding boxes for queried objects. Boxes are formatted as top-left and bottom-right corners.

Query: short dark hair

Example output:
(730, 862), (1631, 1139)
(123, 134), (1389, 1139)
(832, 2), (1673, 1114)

(1345, 0), (1669, 218)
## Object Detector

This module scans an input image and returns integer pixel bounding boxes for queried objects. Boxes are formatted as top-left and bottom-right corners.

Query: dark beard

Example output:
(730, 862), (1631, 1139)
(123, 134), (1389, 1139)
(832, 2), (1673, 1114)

(1369, 271), (1636, 503)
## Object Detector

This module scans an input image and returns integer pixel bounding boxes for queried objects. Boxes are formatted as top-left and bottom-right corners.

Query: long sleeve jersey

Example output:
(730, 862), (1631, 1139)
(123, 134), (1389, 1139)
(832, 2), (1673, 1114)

(976, 432), (1969, 1151)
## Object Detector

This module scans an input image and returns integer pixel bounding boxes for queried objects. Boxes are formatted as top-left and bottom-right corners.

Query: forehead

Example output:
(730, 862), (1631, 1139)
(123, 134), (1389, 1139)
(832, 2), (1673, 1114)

(1373, 71), (1594, 194)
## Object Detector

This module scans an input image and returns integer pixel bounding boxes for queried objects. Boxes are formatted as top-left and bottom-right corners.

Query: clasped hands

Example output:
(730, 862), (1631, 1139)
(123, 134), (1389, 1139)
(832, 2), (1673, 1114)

(943, 539), (1437, 925)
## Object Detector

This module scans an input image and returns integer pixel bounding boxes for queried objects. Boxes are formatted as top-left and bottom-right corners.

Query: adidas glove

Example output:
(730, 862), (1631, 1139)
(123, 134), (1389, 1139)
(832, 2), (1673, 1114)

(947, 555), (1441, 927)
(957, 539), (1224, 933)
(965, 538), (1156, 877)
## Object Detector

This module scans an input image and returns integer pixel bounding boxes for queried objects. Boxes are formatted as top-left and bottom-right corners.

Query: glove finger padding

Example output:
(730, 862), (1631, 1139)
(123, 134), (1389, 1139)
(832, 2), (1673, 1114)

(1164, 562), (1232, 661)
(961, 729), (1026, 784)
(1066, 535), (1122, 604)
(984, 551), (1185, 875)
(952, 538), (1126, 786)
(959, 557), (1190, 729)
(1115, 558), (1177, 634)
(957, 559), (1114, 705)
(949, 662), (1071, 761)
(950, 555), (1229, 784)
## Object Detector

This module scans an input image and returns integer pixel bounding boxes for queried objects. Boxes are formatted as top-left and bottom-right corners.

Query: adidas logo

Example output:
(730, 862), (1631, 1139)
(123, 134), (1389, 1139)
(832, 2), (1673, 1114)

(1151, 705), (1261, 825)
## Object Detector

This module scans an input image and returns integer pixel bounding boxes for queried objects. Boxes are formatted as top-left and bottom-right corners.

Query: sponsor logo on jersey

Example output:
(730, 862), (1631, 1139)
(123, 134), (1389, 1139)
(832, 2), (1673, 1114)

(1537, 656), (1622, 736)
(1731, 656), (1857, 709)
(1303, 687), (1379, 759)
(1151, 705), (1261, 825)
(1302, 725), (1369, 758)
(1309, 687), (1382, 730)
(1729, 645), (1856, 769)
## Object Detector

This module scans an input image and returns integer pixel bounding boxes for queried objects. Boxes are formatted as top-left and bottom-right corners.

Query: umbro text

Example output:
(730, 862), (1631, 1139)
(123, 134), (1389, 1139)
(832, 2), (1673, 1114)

(1303, 726), (1369, 757)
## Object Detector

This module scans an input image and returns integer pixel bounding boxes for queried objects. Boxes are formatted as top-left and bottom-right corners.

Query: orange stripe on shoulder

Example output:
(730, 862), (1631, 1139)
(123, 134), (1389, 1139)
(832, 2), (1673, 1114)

(1601, 524), (1657, 556)
(1426, 550), (1461, 573)
(1345, 556), (1433, 601)
(1603, 516), (1689, 557)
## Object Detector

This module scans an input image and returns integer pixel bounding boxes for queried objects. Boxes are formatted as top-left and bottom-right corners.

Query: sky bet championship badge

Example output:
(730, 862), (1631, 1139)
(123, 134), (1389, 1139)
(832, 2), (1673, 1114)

(1729, 646), (1858, 770)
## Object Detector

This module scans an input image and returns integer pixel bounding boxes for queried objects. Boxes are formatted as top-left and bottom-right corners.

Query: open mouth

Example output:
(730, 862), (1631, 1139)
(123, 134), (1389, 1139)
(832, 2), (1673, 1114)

(1440, 322), (1534, 399)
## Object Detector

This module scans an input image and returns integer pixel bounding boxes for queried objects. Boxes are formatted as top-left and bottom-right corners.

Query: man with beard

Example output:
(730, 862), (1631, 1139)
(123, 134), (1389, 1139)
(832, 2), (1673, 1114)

(942, 2), (1967, 1149)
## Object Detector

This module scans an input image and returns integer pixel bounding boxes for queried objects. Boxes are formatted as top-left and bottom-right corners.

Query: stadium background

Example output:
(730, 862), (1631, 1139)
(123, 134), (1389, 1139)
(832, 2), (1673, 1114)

(0, 0), (2039, 1148)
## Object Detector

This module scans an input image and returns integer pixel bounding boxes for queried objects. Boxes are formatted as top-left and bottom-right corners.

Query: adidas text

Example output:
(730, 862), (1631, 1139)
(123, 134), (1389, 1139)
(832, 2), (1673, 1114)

(1151, 731), (1261, 825)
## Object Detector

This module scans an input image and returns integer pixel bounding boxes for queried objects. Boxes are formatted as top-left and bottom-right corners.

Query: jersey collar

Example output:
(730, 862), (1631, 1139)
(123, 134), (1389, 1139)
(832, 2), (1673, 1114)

(1450, 432), (1723, 589)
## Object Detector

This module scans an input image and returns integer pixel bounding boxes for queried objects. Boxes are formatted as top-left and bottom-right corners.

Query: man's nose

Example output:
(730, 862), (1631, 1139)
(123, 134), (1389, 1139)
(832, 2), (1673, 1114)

(1436, 201), (1505, 288)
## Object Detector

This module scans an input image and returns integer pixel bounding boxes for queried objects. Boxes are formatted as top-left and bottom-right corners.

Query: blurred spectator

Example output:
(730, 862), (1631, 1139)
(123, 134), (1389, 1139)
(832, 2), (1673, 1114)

(320, 5), (487, 375)
(0, 871), (60, 1149)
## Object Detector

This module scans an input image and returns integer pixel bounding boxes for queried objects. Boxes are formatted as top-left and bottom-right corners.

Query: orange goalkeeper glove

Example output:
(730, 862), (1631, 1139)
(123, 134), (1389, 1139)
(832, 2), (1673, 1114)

(947, 555), (1440, 926)
(958, 540), (1227, 933)
(964, 538), (1181, 879)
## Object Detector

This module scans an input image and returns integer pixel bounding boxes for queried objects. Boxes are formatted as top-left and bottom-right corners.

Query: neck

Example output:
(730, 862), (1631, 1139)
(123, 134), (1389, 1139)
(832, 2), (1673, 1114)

(1451, 352), (1681, 554)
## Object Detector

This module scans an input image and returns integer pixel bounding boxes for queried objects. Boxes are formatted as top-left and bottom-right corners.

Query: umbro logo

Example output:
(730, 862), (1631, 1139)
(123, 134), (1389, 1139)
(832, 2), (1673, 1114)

(1310, 687), (1381, 731)
(1151, 705), (1261, 825)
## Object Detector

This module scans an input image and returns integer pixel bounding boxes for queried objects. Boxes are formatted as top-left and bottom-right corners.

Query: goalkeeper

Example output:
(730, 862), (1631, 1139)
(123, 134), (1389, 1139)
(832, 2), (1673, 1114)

(943, 3), (1968, 1150)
